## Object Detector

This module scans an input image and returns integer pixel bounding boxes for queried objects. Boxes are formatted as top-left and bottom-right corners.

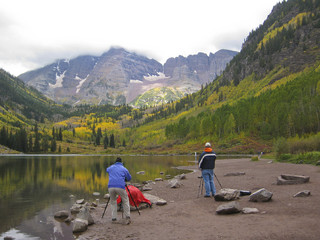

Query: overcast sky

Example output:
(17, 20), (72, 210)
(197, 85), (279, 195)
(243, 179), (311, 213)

(0, 0), (280, 76)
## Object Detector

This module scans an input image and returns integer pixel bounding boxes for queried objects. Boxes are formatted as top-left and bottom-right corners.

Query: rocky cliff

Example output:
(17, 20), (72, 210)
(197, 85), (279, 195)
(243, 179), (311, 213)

(19, 48), (237, 106)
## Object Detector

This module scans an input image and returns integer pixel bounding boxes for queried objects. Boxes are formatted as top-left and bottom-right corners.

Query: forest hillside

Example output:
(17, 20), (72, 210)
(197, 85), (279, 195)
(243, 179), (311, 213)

(1, 0), (320, 163)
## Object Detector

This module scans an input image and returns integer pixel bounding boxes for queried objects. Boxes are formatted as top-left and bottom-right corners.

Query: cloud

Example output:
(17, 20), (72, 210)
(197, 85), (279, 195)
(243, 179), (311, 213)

(0, 0), (280, 76)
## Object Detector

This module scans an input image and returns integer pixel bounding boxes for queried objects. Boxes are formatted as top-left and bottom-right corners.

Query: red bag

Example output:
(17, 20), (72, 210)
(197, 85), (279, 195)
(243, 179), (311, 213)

(117, 185), (152, 207)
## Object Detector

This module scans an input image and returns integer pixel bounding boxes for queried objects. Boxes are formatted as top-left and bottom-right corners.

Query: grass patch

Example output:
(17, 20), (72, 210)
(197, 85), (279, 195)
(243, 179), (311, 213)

(277, 151), (320, 165)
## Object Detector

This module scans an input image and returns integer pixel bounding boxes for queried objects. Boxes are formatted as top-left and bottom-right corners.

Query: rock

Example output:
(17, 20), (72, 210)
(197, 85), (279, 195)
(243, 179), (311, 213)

(216, 201), (241, 214)
(104, 193), (110, 199)
(277, 174), (310, 185)
(214, 188), (240, 201)
(133, 183), (144, 190)
(165, 175), (171, 179)
(64, 215), (74, 223)
(143, 193), (167, 206)
(249, 188), (273, 202)
(77, 206), (94, 225)
(293, 190), (311, 197)
(142, 184), (153, 191)
(4, 236), (14, 240)
(69, 194), (75, 198)
(137, 171), (145, 175)
(175, 173), (186, 180)
(224, 172), (245, 177)
(316, 160), (320, 166)
(167, 178), (182, 188)
(93, 192), (100, 196)
(143, 180), (154, 184)
(242, 207), (259, 214)
(155, 178), (163, 181)
(268, 161), (273, 164)
(160, 172), (164, 175)
(76, 199), (85, 204)
(156, 199), (167, 206)
(70, 204), (82, 214)
(72, 218), (88, 233)
(54, 210), (69, 219)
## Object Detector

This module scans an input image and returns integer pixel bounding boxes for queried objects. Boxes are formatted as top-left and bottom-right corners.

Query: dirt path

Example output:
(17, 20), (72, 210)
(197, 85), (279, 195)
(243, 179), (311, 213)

(78, 158), (320, 240)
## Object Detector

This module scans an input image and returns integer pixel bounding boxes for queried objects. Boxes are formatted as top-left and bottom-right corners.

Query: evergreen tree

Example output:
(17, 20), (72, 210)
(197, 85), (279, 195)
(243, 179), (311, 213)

(51, 138), (57, 152)
(28, 135), (33, 152)
(110, 134), (115, 148)
(103, 135), (109, 149)
(59, 128), (63, 141)
(34, 124), (41, 152)
(96, 133), (101, 146)
(41, 136), (49, 152)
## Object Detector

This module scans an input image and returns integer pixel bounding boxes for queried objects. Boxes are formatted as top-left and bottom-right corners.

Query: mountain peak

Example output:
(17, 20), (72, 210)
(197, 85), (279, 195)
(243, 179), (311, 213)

(18, 48), (236, 106)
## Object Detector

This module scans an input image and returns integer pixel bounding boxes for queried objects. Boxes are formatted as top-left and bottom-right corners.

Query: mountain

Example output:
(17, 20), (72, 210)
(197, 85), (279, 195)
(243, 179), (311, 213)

(122, 0), (320, 154)
(18, 48), (237, 106)
(0, 69), (66, 127)
(2, 0), (320, 156)
(219, 0), (320, 86)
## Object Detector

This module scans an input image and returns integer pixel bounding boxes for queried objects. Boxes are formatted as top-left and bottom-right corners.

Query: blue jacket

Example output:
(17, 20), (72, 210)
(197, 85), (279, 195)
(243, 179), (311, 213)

(198, 149), (216, 169)
(107, 162), (132, 189)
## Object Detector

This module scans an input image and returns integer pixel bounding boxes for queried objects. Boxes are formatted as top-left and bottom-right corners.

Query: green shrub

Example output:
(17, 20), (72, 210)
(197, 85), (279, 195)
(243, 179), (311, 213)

(251, 156), (259, 161)
(278, 151), (320, 165)
(278, 153), (292, 161)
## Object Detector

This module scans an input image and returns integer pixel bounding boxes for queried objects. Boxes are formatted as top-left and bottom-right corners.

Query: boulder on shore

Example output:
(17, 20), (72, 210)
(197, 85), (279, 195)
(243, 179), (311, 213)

(277, 174), (310, 185)
(293, 190), (311, 197)
(249, 188), (273, 202)
(143, 193), (167, 206)
(54, 210), (69, 219)
(216, 201), (241, 214)
(214, 188), (240, 201)
(224, 172), (245, 177)
(73, 218), (88, 233)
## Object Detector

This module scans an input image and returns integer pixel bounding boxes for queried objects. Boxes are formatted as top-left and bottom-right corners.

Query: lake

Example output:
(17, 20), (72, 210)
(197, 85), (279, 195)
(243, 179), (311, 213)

(0, 154), (196, 240)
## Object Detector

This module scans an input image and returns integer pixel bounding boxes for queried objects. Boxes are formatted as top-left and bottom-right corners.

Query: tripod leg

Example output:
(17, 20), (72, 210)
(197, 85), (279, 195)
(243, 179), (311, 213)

(214, 172), (223, 189)
(126, 185), (141, 215)
(101, 197), (110, 219)
(201, 178), (204, 195)
(197, 179), (201, 198)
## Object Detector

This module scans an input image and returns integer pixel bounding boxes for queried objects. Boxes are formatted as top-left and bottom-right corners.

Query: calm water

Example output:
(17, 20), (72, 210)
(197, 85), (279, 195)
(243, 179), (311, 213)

(0, 154), (196, 240)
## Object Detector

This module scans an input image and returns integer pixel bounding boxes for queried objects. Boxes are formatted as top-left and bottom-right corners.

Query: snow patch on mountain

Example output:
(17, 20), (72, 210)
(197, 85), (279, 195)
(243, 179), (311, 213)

(49, 71), (66, 88)
(75, 74), (89, 93)
(130, 79), (143, 84)
(144, 72), (168, 81)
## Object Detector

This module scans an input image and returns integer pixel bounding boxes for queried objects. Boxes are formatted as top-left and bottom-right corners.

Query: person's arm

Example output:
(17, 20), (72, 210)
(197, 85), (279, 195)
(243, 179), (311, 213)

(125, 169), (132, 182)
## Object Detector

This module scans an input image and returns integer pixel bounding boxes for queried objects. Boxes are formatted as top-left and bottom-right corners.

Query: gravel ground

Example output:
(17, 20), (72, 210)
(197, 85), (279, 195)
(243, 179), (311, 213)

(77, 158), (320, 240)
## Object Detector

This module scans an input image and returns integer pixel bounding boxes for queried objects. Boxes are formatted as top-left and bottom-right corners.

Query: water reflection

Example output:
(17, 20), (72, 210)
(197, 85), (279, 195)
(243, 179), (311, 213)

(0, 155), (194, 240)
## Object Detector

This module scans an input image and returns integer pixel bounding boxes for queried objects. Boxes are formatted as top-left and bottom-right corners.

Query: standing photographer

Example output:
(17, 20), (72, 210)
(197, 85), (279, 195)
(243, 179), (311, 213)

(198, 142), (217, 197)
(107, 157), (132, 224)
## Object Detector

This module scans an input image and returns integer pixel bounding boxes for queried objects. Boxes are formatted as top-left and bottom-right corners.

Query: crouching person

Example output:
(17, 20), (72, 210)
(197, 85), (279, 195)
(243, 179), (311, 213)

(107, 157), (132, 224)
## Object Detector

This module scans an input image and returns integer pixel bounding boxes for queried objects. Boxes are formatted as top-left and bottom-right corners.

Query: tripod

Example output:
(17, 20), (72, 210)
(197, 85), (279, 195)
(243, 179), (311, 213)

(101, 185), (140, 218)
(101, 196), (110, 219)
(197, 176), (204, 198)
(197, 173), (223, 197)
(126, 184), (140, 215)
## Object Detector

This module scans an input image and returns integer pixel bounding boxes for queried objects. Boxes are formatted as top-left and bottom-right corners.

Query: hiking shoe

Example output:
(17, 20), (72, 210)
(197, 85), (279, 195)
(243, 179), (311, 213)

(111, 218), (119, 224)
(124, 217), (131, 225)
(204, 195), (211, 198)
